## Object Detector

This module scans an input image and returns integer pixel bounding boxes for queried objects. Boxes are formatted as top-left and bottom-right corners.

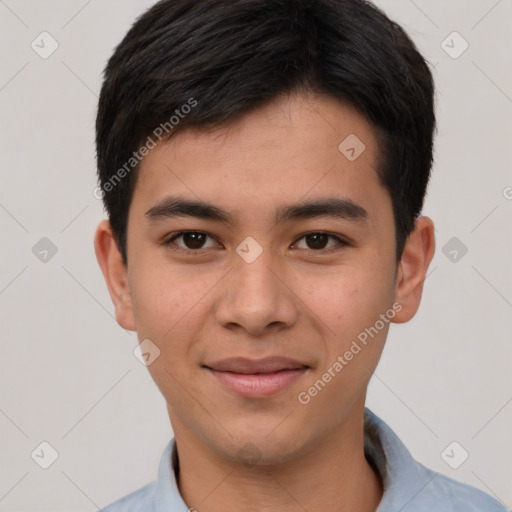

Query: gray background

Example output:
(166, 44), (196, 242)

(0, 0), (511, 510)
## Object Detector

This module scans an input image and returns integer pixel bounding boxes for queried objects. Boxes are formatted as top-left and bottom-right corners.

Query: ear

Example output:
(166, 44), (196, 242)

(94, 219), (136, 331)
(392, 216), (436, 324)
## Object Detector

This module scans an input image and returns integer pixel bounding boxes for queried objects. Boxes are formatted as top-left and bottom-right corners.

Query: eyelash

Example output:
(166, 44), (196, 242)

(162, 231), (350, 254)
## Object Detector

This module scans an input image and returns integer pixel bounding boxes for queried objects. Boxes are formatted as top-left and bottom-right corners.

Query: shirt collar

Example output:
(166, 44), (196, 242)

(150, 408), (438, 511)
(363, 408), (438, 511)
(151, 438), (188, 510)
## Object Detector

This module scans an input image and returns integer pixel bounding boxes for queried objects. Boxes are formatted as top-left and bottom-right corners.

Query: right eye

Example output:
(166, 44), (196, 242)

(163, 231), (221, 252)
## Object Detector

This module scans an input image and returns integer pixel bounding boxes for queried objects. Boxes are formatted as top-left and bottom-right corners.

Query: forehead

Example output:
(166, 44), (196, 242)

(132, 93), (389, 225)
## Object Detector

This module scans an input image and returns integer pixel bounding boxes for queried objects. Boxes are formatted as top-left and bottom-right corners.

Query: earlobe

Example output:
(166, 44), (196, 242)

(94, 220), (137, 331)
(392, 216), (436, 324)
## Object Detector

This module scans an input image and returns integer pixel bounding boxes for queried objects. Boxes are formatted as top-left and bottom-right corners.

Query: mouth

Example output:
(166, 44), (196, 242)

(203, 356), (310, 398)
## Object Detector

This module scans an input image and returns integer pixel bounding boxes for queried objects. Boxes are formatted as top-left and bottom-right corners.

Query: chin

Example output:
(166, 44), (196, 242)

(213, 428), (310, 467)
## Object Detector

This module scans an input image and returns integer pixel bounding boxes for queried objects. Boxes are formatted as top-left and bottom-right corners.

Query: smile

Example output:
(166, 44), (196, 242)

(206, 367), (308, 398)
(203, 356), (310, 398)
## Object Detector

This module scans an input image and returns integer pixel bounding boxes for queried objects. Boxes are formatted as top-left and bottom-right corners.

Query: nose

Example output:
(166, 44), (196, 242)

(214, 246), (298, 336)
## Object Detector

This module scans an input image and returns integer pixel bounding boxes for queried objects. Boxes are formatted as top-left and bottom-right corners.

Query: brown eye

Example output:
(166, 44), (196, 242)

(165, 231), (218, 251)
(305, 233), (329, 250)
(181, 232), (207, 249)
(293, 232), (348, 251)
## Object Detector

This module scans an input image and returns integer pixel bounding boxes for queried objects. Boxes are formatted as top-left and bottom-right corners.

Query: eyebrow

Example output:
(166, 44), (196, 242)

(144, 196), (369, 225)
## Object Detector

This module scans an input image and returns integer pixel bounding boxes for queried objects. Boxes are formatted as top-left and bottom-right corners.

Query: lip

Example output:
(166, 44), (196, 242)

(204, 356), (308, 374)
(204, 357), (309, 398)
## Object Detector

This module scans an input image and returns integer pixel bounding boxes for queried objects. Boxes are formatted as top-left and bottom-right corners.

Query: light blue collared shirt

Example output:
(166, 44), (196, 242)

(103, 408), (506, 511)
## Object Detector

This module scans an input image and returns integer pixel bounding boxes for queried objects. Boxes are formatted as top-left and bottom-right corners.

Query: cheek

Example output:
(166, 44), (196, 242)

(132, 266), (208, 402)
(296, 262), (393, 336)
(130, 258), (211, 339)
(295, 261), (395, 393)
(296, 273), (392, 413)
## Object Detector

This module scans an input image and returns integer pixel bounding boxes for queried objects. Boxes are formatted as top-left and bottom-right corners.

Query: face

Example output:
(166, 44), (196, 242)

(97, 92), (433, 465)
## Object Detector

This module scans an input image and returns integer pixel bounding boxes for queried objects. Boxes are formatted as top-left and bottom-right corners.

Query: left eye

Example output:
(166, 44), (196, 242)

(292, 232), (347, 251)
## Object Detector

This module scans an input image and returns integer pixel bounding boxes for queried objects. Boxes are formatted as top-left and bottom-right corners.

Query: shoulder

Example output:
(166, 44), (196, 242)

(101, 439), (190, 511)
(363, 409), (507, 512)
(414, 465), (508, 511)
(102, 481), (155, 512)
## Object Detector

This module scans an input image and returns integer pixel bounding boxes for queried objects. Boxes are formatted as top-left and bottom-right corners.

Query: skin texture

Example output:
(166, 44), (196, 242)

(95, 92), (435, 511)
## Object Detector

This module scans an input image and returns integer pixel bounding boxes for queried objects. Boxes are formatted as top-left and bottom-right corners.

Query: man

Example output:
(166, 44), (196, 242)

(93, 0), (506, 510)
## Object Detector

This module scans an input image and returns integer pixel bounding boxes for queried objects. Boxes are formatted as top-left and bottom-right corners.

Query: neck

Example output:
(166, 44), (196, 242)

(170, 404), (383, 512)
